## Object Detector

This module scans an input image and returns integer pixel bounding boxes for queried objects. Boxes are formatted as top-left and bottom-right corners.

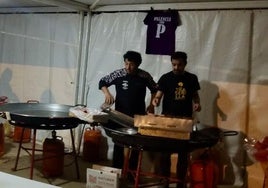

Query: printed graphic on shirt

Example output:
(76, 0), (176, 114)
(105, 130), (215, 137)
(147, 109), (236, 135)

(144, 10), (180, 55)
(175, 82), (186, 100)
(122, 80), (128, 90)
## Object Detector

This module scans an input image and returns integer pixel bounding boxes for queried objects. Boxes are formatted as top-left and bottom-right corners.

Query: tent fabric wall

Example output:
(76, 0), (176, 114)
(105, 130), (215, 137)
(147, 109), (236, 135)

(0, 13), (81, 144)
(85, 10), (252, 129)
(249, 10), (268, 137)
(85, 10), (268, 186)
(0, 5), (267, 187)
(0, 13), (80, 103)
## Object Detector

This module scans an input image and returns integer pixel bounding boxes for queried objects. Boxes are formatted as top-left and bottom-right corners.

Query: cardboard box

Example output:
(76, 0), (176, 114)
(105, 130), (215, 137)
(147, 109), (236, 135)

(134, 115), (193, 139)
(69, 106), (109, 123)
(86, 164), (121, 188)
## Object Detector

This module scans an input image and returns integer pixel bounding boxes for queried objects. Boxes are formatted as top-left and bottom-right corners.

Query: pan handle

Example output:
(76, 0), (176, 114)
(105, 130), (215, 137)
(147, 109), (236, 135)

(75, 104), (86, 107)
(223, 131), (238, 136)
(27, 100), (39, 103)
(0, 112), (5, 118)
(111, 131), (125, 137)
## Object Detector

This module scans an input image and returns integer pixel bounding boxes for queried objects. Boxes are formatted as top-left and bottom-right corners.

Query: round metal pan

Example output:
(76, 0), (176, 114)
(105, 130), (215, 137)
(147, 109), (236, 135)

(112, 127), (138, 135)
(0, 103), (85, 130)
(102, 123), (222, 153)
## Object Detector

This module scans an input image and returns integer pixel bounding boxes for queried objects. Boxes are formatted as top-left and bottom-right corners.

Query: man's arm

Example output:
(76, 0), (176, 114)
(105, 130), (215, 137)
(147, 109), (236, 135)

(152, 91), (163, 107)
(146, 92), (156, 114)
(101, 86), (114, 105)
(192, 91), (201, 112)
(99, 69), (124, 105)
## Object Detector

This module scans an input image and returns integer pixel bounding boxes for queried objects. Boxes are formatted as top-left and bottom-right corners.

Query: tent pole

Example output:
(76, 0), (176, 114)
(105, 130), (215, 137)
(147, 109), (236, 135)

(90, 0), (101, 11)
(74, 11), (85, 105)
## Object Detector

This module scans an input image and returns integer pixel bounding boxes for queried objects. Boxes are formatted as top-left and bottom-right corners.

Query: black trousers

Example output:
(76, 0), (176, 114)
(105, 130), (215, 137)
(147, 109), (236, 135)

(112, 144), (139, 170)
(158, 152), (189, 188)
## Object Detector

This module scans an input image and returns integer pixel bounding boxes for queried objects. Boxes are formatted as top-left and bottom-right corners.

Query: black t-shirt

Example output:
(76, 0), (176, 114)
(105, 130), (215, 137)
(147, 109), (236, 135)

(158, 71), (200, 118)
(144, 10), (180, 55)
(99, 68), (158, 117)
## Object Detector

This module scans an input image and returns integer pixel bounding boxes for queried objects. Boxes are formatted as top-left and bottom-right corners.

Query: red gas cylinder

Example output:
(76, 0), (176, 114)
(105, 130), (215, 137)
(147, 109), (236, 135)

(42, 131), (64, 177)
(13, 100), (39, 143)
(190, 150), (219, 188)
(0, 123), (4, 157)
(0, 96), (8, 156)
(83, 127), (102, 162)
(0, 96), (8, 104)
(13, 127), (31, 143)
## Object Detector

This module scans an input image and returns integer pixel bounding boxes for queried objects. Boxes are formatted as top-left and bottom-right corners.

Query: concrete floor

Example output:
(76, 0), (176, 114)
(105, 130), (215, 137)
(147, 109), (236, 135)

(0, 136), (170, 188)
(0, 136), (111, 188)
(0, 136), (244, 188)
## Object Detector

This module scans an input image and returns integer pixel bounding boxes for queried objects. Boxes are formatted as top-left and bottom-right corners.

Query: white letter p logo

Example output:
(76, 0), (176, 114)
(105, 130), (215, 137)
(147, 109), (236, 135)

(155, 24), (166, 38)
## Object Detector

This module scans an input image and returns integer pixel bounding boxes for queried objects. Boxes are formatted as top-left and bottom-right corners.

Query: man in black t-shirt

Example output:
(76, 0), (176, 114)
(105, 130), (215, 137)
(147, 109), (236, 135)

(99, 51), (158, 169)
(152, 51), (201, 188)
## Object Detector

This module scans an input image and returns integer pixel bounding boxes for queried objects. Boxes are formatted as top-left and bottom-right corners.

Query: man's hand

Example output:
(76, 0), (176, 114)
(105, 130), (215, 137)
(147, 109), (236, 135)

(152, 91), (163, 107)
(193, 103), (201, 112)
(104, 93), (115, 105)
(146, 104), (155, 114)
(101, 86), (114, 105)
(152, 97), (160, 107)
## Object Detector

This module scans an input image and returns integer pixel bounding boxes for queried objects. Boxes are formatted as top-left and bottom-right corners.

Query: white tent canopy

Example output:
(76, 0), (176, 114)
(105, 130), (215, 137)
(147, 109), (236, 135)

(0, 1), (268, 187)
(1, 0), (268, 12)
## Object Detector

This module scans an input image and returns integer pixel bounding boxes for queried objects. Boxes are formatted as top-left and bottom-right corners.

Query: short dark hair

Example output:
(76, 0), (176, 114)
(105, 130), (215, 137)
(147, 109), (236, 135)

(123, 51), (142, 66)
(171, 51), (187, 65)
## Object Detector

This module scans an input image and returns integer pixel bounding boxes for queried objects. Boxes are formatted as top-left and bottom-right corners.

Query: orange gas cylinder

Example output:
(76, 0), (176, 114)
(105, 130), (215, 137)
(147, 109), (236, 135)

(13, 100), (39, 143)
(0, 96), (8, 156)
(0, 123), (4, 156)
(13, 127), (31, 143)
(82, 127), (102, 162)
(42, 130), (64, 177)
(190, 151), (219, 188)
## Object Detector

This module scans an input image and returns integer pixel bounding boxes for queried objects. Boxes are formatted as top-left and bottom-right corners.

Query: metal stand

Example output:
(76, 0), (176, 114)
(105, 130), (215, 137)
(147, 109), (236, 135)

(12, 127), (80, 180)
(122, 147), (182, 188)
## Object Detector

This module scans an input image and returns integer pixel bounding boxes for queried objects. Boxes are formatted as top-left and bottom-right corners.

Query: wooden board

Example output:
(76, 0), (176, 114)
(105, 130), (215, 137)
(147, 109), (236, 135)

(134, 115), (193, 139)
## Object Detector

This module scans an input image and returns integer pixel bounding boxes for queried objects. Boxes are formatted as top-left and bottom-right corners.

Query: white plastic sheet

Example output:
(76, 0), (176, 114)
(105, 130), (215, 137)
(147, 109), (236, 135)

(85, 10), (268, 186)
(0, 13), (80, 146)
(0, 8), (267, 187)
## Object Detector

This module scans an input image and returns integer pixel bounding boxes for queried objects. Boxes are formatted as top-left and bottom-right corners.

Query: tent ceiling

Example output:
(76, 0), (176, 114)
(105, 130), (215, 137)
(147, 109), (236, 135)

(0, 0), (268, 13)
(77, 0), (257, 5)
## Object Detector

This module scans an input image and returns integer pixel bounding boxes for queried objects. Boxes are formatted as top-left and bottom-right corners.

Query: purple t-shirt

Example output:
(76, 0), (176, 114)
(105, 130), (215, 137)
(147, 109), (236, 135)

(144, 10), (180, 55)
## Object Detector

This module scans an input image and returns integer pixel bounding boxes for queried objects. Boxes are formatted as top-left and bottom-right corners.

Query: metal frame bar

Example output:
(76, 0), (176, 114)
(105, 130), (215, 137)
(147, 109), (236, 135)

(31, 0), (89, 11)
(93, 1), (268, 12)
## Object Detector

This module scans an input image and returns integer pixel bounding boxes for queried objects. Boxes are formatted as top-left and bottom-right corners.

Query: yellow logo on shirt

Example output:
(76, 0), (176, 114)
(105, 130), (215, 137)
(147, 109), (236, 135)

(175, 82), (186, 100)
